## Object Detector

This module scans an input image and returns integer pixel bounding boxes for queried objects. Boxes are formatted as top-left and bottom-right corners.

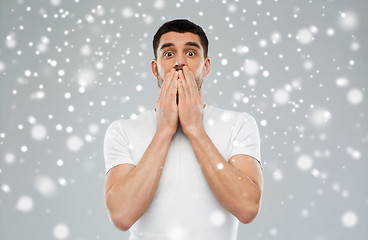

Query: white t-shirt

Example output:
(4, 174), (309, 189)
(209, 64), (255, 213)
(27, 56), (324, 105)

(104, 103), (263, 240)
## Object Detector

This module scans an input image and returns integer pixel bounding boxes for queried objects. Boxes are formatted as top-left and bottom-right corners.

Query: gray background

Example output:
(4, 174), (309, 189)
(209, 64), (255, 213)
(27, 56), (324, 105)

(1, 0), (367, 239)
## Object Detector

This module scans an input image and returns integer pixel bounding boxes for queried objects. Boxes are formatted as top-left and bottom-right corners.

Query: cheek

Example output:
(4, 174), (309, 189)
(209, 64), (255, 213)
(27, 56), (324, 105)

(157, 64), (172, 76)
(192, 66), (204, 78)
(189, 61), (205, 74)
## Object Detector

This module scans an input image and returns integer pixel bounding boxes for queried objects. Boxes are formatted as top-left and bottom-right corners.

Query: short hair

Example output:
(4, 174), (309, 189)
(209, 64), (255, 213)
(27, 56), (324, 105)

(152, 19), (209, 59)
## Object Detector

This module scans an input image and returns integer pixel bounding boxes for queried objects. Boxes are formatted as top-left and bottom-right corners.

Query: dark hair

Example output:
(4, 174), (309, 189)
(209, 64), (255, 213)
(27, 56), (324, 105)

(152, 19), (209, 59)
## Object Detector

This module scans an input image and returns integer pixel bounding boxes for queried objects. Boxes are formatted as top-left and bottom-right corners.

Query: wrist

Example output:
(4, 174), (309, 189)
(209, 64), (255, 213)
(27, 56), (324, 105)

(156, 127), (176, 139)
(184, 126), (206, 139)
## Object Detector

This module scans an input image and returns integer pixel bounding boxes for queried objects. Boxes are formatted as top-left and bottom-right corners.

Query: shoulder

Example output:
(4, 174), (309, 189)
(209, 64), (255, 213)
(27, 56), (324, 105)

(106, 109), (155, 132)
(207, 104), (255, 124)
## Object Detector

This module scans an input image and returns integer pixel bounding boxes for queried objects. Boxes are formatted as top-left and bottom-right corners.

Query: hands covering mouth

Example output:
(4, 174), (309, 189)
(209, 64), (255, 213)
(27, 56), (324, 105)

(155, 66), (204, 137)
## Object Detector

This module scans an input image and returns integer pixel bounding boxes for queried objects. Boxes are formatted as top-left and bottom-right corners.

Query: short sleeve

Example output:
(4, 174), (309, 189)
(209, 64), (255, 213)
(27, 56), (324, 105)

(230, 114), (263, 171)
(103, 120), (135, 175)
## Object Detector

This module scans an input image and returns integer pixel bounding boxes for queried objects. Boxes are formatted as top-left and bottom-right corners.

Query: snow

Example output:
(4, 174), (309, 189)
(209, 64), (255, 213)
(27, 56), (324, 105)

(347, 88), (363, 105)
(273, 169), (283, 181)
(34, 175), (58, 197)
(154, 0), (165, 10)
(210, 210), (226, 226)
(233, 70), (240, 77)
(217, 163), (224, 170)
(4, 152), (16, 164)
(338, 11), (358, 31)
(335, 77), (349, 87)
(296, 28), (314, 45)
(122, 7), (134, 19)
(50, 0), (62, 7)
(1, 184), (11, 193)
(273, 88), (289, 105)
(167, 224), (187, 240)
(310, 108), (332, 127)
(296, 154), (313, 171)
(341, 211), (358, 228)
(66, 135), (83, 152)
(53, 223), (70, 239)
(270, 227), (278, 236)
(243, 59), (259, 76)
(88, 123), (99, 134)
(136, 84), (143, 92)
(0, 61), (5, 72)
(56, 159), (64, 166)
(16, 195), (34, 212)
(5, 32), (17, 48)
(20, 145), (28, 152)
(0, 0), (367, 239)
(30, 124), (48, 141)
(270, 32), (282, 44)
(326, 27), (335, 36)
(77, 68), (95, 88)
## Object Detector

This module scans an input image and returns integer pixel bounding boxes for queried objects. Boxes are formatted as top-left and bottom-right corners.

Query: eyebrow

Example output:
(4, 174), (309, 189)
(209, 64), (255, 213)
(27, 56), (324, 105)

(160, 42), (201, 51)
(185, 42), (201, 49)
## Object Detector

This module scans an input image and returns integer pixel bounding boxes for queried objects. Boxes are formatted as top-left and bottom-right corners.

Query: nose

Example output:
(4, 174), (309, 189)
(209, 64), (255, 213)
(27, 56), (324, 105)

(174, 54), (186, 71)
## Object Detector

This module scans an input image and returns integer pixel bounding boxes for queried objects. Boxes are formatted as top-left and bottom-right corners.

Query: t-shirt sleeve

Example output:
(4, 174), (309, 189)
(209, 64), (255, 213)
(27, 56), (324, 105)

(103, 120), (136, 175)
(230, 113), (263, 171)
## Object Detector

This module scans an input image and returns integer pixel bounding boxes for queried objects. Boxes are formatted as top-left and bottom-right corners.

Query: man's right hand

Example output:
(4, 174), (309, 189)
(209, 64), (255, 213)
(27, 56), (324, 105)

(155, 68), (179, 137)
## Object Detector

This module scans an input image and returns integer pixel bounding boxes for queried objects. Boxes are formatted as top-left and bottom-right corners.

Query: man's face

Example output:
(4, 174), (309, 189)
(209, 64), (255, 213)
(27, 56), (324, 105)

(151, 31), (210, 91)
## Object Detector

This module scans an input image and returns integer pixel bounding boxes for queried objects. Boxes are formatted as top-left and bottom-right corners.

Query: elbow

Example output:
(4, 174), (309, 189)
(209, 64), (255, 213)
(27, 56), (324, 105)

(238, 183), (263, 224)
(237, 203), (261, 224)
(110, 213), (133, 231)
(105, 195), (134, 231)
(116, 221), (132, 232)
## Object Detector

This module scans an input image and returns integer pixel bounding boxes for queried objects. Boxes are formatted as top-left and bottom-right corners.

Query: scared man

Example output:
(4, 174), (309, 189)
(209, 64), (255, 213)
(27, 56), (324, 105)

(103, 19), (264, 240)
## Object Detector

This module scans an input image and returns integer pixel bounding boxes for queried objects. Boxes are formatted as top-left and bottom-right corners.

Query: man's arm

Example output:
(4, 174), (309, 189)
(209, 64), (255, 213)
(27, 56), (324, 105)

(176, 66), (263, 224)
(104, 69), (179, 231)
(104, 129), (174, 231)
(186, 129), (264, 224)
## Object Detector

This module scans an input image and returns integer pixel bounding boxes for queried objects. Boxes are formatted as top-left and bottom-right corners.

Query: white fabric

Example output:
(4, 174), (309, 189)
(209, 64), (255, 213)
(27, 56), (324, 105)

(103, 103), (263, 240)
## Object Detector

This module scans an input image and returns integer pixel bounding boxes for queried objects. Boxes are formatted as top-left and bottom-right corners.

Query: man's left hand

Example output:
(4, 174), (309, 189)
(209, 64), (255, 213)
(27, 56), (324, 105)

(177, 66), (204, 136)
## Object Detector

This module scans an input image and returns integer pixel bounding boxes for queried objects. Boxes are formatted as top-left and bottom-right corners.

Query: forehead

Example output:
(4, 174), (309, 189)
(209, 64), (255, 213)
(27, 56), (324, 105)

(158, 31), (202, 49)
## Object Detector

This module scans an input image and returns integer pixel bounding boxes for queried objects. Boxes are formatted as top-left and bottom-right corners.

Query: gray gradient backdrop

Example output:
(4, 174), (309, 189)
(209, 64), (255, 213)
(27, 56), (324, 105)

(0, 0), (367, 239)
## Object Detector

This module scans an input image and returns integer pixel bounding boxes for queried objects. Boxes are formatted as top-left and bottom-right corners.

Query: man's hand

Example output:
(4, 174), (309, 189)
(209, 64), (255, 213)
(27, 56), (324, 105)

(177, 66), (204, 136)
(156, 68), (179, 137)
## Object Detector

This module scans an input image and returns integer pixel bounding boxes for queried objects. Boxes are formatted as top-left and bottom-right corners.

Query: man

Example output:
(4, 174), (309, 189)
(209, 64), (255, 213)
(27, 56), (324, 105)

(103, 19), (264, 240)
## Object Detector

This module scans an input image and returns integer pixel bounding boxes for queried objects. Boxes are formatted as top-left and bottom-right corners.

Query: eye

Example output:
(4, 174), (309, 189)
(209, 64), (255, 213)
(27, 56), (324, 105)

(187, 51), (195, 57)
(164, 52), (174, 58)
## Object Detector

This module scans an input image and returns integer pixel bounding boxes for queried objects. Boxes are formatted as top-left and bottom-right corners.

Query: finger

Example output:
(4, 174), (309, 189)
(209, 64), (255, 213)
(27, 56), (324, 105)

(178, 71), (184, 104)
(178, 70), (188, 101)
(159, 69), (174, 102)
(184, 67), (200, 102)
(161, 69), (176, 100)
(182, 66), (195, 100)
(167, 71), (179, 103)
(162, 69), (174, 89)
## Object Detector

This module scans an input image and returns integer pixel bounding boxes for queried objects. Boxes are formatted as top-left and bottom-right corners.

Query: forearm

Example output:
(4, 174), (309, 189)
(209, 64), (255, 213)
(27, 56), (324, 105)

(105, 130), (173, 229)
(187, 128), (261, 223)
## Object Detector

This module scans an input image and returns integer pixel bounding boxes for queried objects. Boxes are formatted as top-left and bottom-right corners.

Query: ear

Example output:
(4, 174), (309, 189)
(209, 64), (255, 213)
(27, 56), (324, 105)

(203, 57), (211, 78)
(151, 59), (158, 78)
